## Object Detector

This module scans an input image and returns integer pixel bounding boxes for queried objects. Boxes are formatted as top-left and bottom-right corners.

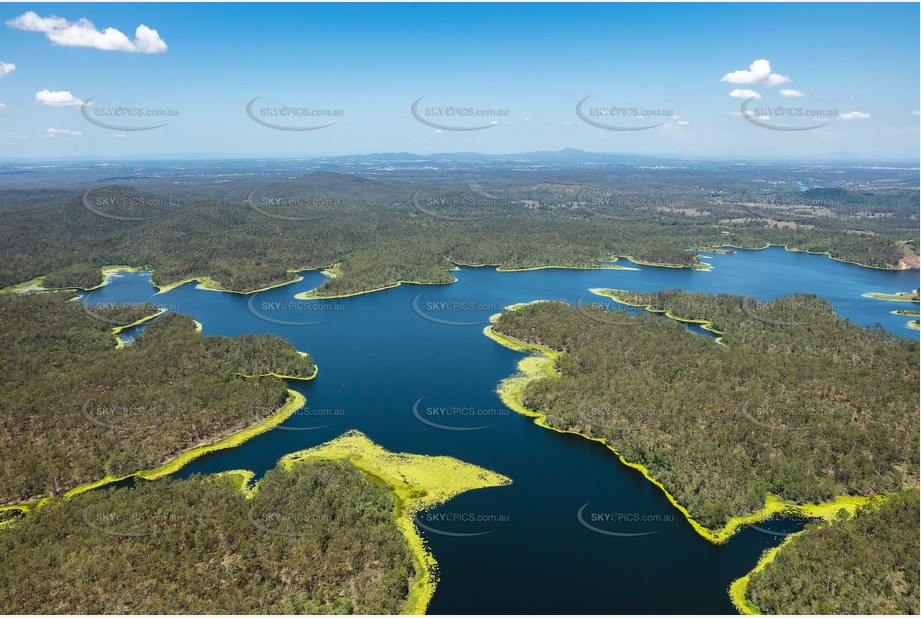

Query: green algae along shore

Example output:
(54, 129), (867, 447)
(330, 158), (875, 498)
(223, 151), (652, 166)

(277, 431), (511, 614)
(3, 389), (308, 517)
(0, 432), (510, 614)
(482, 300), (902, 613)
(483, 311), (875, 545)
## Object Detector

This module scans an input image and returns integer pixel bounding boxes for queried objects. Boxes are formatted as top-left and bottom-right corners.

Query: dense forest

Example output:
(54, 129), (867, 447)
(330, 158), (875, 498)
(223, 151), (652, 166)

(745, 489), (919, 614)
(490, 292), (918, 530)
(0, 460), (414, 613)
(0, 174), (916, 297)
(0, 292), (315, 505)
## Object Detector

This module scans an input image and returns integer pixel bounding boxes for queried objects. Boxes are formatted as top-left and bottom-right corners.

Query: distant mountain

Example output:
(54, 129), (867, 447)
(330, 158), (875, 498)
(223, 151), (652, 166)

(0, 148), (915, 167)
(321, 148), (667, 164)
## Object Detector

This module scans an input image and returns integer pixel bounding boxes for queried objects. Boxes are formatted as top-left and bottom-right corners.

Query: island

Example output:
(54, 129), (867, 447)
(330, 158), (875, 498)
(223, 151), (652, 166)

(862, 289), (920, 302)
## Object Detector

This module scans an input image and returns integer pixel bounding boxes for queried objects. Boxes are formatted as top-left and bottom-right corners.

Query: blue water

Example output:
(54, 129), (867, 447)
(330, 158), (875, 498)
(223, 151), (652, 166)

(78, 246), (918, 614)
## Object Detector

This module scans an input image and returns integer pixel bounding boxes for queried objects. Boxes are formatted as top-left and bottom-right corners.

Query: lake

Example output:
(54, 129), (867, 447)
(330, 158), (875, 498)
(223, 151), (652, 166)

(79, 246), (918, 614)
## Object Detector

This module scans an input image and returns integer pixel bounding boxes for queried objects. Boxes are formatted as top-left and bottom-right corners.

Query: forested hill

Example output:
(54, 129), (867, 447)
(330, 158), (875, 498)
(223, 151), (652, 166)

(0, 292), (315, 505)
(0, 174), (915, 296)
(0, 461), (414, 613)
(491, 292), (918, 530)
(745, 488), (919, 614)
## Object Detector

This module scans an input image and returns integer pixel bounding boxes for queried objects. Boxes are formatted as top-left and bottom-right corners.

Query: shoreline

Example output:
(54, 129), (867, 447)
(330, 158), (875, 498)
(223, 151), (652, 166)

(727, 529), (804, 615)
(0, 275), (46, 295)
(727, 491), (896, 615)
(151, 266), (317, 296)
(861, 290), (921, 330)
(111, 307), (168, 349)
(295, 278), (453, 301)
(589, 288), (727, 345)
(276, 430), (511, 615)
(4, 241), (911, 303)
(236, 363), (318, 381)
(614, 254), (711, 271)
(296, 259), (639, 300)
(495, 263), (635, 273)
(862, 291), (920, 303)
(710, 243), (915, 272)
(1, 389), (307, 515)
(0, 265), (146, 296)
(482, 311), (882, 546)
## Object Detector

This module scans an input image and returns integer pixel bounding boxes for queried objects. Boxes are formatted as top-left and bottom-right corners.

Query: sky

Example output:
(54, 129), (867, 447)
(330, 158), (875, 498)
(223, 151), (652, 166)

(0, 2), (918, 161)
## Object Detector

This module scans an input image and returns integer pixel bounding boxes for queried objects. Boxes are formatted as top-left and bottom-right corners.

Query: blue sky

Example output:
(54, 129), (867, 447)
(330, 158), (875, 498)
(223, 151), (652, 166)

(0, 3), (918, 160)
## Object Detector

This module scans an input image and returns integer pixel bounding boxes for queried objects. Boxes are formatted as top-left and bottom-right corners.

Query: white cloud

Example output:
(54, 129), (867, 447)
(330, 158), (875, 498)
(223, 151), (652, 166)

(7, 11), (167, 54)
(839, 111), (870, 121)
(44, 128), (83, 138)
(132, 24), (167, 53)
(676, 120), (690, 125)
(0, 62), (14, 78)
(0, 103), (7, 112)
(35, 89), (83, 107)
(728, 89), (762, 100)
(114, 133), (127, 138)
(779, 89), (806, 98)
(721, 59), (791, 87)
(6, 12), (69, 31)
(913, 111), (920, 117)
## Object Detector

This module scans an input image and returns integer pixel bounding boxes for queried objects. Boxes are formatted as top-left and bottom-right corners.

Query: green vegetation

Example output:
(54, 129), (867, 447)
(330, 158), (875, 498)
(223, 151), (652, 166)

(741, 489), (919, 615)
(0, 431), (510, 614)
(278, 430), (513, 613)
(0, 460), (413, 613)
(0, 176), (915, 297)
(860, 289), (920, 329)
(489, 291), (918, 531)
(863, 289), (920, 302)
(41, 263), (109, 290)
(0, 292), (315, 505)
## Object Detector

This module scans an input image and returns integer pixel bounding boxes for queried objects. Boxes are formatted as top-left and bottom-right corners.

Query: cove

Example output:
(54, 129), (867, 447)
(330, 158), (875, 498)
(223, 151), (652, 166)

(78, 246), (917, 614)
